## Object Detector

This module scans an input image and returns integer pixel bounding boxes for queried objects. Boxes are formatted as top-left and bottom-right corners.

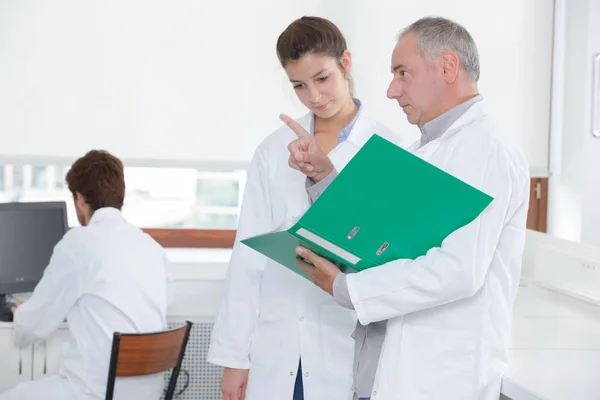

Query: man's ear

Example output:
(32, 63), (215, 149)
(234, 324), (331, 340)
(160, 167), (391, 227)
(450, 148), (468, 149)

(75, 192), (86, 206)
(440, 51), (460, 84)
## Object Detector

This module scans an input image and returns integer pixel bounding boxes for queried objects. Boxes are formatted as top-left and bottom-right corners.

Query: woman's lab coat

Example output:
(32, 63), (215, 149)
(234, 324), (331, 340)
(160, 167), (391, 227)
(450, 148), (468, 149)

(207, 110), (398, 400)
(346, 100), (530, 400)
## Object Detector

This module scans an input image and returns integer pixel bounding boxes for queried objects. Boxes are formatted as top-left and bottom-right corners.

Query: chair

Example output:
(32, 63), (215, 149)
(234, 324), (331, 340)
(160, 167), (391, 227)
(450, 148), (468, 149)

(105, 321), (193, 400)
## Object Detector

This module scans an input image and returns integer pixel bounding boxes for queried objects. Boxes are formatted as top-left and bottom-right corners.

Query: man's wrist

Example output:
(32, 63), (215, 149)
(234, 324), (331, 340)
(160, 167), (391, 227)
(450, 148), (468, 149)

(332, 273), (354, 309)
(314, 164), (334, 183)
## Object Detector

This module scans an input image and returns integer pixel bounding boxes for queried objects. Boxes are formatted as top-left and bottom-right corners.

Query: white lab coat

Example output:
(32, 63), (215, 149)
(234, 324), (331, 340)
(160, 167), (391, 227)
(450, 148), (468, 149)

(208, 110), (399, 400)
(345, 100), (530, 400)
(4, 208), (171, 400)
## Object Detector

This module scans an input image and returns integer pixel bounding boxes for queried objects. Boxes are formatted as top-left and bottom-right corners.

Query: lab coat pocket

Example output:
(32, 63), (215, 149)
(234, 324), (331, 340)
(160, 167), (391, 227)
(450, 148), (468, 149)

(400, 324), (476, 398)
(249, 299), (287, 367)
(319, 305), (357, 378)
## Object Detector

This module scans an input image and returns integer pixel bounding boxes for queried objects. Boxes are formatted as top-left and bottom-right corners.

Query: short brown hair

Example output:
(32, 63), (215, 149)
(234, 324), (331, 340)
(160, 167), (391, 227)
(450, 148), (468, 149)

(66, 150), (125, 210)
(276, 16), (348, 68)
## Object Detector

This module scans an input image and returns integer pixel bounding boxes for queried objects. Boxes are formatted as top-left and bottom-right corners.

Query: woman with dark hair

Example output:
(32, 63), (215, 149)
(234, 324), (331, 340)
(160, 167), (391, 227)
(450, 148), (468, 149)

(208, 16), (399, 400)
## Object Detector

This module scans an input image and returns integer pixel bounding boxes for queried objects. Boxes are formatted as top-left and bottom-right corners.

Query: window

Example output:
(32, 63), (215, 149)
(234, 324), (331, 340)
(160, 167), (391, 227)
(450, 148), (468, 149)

(12, 165), (24, 190)
(121, 167), (244, 230)
(196, 174), (240, 207)
(0, 164), (246, 236)
(195, 213), (238, 230)
(31, 166), (48, 189)
(193, 171), (243, 230)
(0, 165), (25, 202)
(55, 166), (68, 189)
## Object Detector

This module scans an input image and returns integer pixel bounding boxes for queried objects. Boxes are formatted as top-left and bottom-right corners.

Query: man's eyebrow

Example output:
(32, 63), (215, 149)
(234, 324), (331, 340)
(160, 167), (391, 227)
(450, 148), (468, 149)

(392, 64), (407, 72)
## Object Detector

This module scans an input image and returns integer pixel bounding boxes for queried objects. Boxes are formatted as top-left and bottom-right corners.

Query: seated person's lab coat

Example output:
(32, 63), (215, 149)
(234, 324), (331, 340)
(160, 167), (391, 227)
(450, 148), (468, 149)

(0, 207), (172, 400)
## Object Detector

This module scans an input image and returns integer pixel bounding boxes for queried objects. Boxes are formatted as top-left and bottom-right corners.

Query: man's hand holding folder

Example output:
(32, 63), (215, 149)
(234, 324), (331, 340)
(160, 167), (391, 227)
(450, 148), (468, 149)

(294, 246), (340, 295)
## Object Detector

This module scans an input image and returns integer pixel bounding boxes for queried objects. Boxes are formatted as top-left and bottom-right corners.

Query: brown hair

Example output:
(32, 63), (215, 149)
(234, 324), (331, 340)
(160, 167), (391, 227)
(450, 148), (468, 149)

(66, 150), (125, 210)
(276, 16), (348, 69)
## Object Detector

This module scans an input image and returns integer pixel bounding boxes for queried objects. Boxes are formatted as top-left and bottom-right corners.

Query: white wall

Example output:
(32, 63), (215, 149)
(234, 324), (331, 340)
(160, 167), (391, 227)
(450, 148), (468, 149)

(0, 0), (554, 174)
(0, 0), (322, 165)
(332, 0), (554, 175)
(547, 0), (600, 246)
(580, 0), (600, 247)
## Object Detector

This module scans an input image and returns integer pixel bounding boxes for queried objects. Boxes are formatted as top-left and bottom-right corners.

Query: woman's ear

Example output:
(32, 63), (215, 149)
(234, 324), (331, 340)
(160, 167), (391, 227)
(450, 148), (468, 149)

(340, 50), (352, 75)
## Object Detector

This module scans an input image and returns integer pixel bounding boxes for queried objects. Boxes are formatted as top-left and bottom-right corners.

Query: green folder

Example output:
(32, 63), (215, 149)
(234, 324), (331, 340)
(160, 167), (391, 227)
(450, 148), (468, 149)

(241, 134), (494, 281)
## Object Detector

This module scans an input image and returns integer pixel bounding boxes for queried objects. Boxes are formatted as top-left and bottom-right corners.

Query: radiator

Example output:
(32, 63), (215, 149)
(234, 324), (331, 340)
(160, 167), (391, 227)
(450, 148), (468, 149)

(161, 319), (223, 400)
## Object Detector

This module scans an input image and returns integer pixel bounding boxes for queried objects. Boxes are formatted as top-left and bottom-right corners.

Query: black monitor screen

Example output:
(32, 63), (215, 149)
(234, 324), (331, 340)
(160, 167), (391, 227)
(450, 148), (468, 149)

(0, 202), (68, 294)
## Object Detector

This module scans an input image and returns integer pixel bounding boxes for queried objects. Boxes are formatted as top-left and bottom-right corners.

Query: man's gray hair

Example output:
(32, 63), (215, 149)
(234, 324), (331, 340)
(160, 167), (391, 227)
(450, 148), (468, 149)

(399, 17), (480, 82)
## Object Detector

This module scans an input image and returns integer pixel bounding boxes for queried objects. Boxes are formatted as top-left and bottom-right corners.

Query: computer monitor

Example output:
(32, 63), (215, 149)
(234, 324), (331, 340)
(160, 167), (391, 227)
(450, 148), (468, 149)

(0, 201), (69, 295)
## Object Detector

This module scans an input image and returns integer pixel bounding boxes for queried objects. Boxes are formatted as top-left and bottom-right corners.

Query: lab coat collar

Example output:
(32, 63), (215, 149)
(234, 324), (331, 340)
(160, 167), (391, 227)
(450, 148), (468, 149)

(439, 99), (489, 141)
(344, 101), (387, 149)
(88, 207), (126, 225)
(407, 99), (489, 154)
(298, 113), (313, 131)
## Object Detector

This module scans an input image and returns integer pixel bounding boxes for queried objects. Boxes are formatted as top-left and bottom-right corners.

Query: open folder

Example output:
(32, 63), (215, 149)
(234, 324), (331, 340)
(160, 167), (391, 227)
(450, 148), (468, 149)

(241, 134), (494, 281)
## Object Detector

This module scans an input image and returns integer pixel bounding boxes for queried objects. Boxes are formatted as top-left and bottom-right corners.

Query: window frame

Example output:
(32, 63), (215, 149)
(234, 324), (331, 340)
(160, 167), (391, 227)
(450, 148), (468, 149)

(142, 228), (236, 248)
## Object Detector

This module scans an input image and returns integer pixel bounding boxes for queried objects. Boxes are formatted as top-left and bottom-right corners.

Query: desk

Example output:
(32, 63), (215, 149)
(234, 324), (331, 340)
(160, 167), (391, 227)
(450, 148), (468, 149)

(2, 253), (600, 399)
(501, 284), (600, 399)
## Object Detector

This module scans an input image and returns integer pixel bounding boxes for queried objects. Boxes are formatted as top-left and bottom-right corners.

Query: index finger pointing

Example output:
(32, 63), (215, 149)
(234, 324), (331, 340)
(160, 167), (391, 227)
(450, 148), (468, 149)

(280, 114), (312, 139)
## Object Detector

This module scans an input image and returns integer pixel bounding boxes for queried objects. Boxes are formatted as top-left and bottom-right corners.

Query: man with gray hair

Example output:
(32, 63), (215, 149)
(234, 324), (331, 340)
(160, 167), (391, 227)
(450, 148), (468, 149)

(281, 16), (530, 400)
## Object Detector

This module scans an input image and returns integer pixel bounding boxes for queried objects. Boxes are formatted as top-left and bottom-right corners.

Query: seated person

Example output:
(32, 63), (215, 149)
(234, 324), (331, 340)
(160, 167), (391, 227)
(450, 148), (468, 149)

(0, 150), (172, 400)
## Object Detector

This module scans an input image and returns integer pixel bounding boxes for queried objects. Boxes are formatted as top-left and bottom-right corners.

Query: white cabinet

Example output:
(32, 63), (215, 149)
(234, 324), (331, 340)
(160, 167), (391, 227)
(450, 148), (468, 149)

(0, 325), (33, 393)
(32, 325), (71, 380)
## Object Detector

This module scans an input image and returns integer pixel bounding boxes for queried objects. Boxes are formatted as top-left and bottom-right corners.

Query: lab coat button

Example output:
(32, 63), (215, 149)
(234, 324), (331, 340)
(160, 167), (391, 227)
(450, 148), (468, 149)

(290, 371), (294, 376)
(304, 372), (309, 377)
(299, 316), (304, 321)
